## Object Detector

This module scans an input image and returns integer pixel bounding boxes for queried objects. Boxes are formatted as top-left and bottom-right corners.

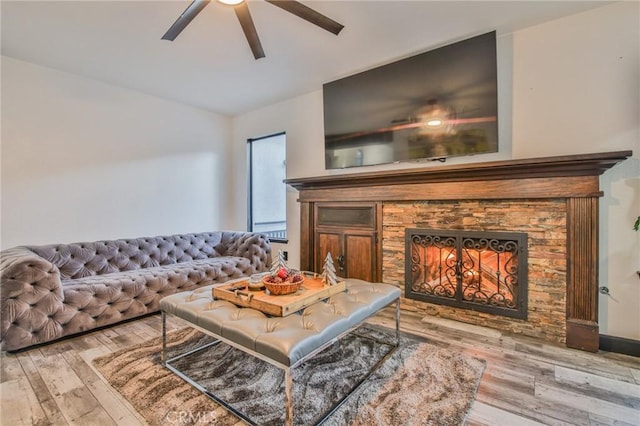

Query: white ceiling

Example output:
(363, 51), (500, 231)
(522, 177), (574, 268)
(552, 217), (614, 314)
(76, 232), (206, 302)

(1, 1), (610, 116)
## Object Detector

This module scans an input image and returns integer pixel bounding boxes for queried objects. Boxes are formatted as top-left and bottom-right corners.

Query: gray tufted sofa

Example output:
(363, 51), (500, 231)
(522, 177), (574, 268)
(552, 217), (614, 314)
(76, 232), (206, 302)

(0, 231), (271, 351)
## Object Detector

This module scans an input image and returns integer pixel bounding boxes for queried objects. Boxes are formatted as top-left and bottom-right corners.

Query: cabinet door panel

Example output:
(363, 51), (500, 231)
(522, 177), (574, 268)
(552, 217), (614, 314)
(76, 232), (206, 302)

(317, 205), (375, 228)
(345, 234), (375, 282)
(316, 231), (342, 275)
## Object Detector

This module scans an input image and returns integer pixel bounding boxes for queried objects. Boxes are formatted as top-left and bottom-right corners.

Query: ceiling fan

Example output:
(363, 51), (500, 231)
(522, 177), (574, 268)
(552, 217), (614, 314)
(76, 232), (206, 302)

(162, 0), (344, 60)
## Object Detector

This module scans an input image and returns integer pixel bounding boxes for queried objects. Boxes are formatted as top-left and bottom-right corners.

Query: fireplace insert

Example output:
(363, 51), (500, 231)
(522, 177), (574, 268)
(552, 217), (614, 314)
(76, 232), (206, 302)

(405, 229), (528, 319)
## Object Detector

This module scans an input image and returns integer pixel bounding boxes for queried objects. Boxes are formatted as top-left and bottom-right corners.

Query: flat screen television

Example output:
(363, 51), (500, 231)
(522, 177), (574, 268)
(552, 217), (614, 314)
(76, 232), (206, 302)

(323, 31), (498, 169)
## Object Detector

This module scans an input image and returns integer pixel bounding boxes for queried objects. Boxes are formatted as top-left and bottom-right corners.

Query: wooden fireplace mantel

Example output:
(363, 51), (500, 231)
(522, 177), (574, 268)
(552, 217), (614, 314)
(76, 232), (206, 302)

(286, 151), (632, 352)
(286, 151), (632, 191)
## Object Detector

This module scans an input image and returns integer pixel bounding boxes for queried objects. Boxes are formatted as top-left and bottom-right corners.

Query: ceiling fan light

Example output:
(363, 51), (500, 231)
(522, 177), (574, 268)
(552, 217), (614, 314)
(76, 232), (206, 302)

(218, 0), (244, 5)
(426, 119), (443, 127)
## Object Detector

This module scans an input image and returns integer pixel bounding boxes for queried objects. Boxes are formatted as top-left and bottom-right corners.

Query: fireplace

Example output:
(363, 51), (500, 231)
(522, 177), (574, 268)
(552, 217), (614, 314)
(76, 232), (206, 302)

(405, 229), (528, 319)
(286, 151), (632, 352)
(384, 199), (565, 343)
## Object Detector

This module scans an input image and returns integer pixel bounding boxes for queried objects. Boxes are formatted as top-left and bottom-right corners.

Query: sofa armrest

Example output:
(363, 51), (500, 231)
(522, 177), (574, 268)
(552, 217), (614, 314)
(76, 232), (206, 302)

(218, 232), (272, 274)
(1, 247), (64, 348)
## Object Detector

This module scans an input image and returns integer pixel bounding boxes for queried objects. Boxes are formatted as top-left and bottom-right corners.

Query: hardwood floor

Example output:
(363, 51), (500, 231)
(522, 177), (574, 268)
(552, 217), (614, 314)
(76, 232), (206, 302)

(1, 310), (639, 425)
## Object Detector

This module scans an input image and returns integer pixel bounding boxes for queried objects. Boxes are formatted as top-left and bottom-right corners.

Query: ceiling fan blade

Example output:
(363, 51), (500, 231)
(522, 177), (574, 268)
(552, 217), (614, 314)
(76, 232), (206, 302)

(234, 2), (265, 60)
(265, 1), (344, 35)
(162, 0), (211, 41)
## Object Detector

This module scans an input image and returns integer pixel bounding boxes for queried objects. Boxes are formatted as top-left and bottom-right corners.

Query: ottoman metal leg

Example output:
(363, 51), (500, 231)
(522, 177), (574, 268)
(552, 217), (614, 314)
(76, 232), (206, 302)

(396, 298), (401, 344)
(285, 369), (294, 426)
(161, 311), (167, 364)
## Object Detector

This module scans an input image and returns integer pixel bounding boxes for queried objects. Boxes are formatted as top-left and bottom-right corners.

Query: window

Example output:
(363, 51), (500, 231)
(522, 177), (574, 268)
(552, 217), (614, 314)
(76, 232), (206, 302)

(247, 132), (287, 242)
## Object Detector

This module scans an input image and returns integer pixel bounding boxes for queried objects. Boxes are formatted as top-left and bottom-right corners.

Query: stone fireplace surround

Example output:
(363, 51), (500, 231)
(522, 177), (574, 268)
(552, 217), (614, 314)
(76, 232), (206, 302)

(385, 200), (563, 342)
(286, 151), (631, 352)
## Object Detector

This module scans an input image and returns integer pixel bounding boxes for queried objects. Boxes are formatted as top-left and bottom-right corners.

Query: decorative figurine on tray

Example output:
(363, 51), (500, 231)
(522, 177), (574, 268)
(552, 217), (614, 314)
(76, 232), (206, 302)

(321, 252), (338, 286)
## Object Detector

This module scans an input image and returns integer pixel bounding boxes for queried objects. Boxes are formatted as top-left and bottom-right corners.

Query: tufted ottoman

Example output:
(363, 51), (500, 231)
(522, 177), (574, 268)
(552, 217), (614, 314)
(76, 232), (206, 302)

(160, 278), (401, 426)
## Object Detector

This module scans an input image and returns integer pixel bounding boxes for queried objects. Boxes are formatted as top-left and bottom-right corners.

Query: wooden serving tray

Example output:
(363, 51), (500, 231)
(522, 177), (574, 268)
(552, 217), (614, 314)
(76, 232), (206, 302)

(213, 274), (346, 317)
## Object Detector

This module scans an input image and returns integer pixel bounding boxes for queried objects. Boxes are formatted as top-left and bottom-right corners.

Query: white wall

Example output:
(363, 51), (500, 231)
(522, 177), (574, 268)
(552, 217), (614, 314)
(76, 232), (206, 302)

(232, 2), (640, 340)
(231, 91), (327, 268)
(511, 2), (640, 340)
(1, 57), (233, 248)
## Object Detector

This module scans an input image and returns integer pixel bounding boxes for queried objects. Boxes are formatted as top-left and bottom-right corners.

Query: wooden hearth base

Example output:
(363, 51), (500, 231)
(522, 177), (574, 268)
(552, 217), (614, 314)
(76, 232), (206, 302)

(566, 319), (600, 352)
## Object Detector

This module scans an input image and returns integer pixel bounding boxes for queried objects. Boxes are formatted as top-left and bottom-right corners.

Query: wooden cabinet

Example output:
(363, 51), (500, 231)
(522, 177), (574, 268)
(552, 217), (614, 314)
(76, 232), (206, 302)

(306, 202), (382, 282)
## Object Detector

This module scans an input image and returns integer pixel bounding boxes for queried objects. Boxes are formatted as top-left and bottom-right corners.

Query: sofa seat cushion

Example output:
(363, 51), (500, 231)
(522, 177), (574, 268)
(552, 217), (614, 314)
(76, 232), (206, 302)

(180, 256), (253, 281)
(55, 256), (254, 335)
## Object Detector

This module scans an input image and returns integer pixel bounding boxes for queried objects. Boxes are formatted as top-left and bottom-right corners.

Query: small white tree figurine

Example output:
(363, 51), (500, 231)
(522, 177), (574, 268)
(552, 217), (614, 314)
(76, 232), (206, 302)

(270, 250), (289, 275)
(321, 252), (338, 286)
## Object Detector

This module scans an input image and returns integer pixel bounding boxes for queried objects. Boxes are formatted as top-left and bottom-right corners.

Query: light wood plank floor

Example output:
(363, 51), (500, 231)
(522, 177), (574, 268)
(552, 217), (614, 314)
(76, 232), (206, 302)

(1, 310), (639, 425)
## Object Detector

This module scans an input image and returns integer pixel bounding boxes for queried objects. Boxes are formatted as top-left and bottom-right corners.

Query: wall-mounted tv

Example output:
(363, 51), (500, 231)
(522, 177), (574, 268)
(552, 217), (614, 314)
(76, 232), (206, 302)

(323, 31), (498, 169)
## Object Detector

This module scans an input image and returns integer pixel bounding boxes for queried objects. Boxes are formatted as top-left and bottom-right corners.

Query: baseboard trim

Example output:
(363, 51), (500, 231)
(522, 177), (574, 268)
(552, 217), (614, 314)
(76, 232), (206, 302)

(599, 334), (640, 357)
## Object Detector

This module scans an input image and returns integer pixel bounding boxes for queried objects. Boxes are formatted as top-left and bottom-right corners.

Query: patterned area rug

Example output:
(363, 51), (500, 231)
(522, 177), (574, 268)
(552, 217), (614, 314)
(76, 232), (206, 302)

(93, 325), (485, 425)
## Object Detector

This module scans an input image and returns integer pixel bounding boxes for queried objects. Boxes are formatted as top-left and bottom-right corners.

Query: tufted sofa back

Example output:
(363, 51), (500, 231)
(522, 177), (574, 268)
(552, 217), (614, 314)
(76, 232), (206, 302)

(26, 231), (267, 280)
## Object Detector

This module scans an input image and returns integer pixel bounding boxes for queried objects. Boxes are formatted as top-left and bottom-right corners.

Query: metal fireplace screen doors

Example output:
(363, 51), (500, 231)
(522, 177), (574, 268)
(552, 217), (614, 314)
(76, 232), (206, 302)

(405, 228), (528, 319)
